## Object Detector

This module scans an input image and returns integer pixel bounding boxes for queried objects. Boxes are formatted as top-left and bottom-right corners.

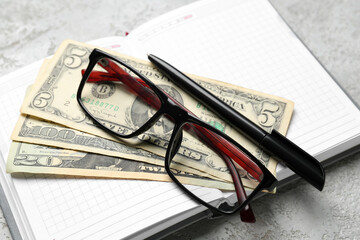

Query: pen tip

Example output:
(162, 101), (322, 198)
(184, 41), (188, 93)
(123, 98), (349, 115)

(147, 53), (154, 60)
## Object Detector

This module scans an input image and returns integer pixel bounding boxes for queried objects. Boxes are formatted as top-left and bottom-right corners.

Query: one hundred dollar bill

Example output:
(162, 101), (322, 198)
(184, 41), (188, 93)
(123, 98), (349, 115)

(12, 114), (167, 167)
(20, 40), (294, 181)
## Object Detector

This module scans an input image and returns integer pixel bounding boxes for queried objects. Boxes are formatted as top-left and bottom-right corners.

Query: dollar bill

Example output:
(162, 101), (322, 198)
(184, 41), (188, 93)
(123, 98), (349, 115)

(11, 114), (224, 181)
(11, 114), (167, 167)
(20, 40), (293, 181)
(6, 141), (234, 190)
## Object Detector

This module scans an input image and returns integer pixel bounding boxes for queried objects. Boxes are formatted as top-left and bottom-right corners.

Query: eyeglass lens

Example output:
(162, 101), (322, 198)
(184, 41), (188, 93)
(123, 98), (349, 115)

(169, 122), (263, 213)
(80, 57), (161, 137)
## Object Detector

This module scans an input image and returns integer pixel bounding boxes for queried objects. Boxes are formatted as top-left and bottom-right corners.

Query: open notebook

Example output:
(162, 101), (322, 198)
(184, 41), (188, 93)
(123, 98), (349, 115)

(0, 0), (359, 239)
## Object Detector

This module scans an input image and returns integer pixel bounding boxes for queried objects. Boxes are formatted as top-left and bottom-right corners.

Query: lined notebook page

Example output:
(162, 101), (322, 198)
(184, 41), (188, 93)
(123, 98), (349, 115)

(0, 37), (209, 240)
(127, 0), (360, 161)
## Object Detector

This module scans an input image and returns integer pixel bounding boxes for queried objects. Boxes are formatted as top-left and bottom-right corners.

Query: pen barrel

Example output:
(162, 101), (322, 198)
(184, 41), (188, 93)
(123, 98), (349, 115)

(180, 74), (268, 142)
(261, 130), (325, 191)
(148, 54), (267, 142)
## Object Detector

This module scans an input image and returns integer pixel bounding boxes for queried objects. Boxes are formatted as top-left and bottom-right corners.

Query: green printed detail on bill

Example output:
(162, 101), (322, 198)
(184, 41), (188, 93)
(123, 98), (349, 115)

(208, 120), (225, 132)
(71, 92), (120, 111)
(81, 97), (120, 111)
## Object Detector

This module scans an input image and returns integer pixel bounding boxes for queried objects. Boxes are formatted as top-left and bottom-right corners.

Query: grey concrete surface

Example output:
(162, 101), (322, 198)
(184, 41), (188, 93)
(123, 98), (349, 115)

(0, 0), (359, 239)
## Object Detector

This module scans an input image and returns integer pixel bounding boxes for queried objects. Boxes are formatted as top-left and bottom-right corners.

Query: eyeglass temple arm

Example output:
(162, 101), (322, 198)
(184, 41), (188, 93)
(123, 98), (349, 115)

(220, 152), (256, 223)
(188, 125), (256, 222)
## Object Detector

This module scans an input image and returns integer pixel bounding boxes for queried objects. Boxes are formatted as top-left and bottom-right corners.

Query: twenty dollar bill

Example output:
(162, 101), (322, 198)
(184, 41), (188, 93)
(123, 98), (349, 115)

(7, 141), (234, 190)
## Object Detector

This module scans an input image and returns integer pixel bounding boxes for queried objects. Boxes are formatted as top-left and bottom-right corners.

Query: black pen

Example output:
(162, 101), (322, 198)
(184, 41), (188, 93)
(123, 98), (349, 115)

(148, 54), (325, 191)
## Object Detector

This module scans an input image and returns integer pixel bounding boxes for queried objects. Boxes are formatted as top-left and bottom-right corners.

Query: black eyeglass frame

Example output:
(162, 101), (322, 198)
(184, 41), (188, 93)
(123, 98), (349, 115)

(77, 48), (277, 216)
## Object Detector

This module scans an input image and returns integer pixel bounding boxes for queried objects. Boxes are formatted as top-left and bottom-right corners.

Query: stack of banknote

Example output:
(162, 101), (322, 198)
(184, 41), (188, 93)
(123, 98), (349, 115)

(6, 40), (294, 190)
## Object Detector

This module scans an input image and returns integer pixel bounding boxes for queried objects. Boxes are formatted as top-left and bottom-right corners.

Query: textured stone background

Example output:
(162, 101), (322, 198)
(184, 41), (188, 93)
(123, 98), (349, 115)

(0, 0), (359, 239)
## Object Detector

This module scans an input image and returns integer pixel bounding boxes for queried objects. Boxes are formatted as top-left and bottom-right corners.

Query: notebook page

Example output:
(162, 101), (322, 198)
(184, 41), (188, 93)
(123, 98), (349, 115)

(0, 61), (44, 156)
(0, 60), (49, 238)
(0, 37), (212, 239)
(11, 175), (202, 239)
(126, 0), (360, 162)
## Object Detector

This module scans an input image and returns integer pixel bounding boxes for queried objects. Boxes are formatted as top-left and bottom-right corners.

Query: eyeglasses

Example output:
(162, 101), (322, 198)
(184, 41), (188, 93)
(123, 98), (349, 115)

(77, 49), (277, 223)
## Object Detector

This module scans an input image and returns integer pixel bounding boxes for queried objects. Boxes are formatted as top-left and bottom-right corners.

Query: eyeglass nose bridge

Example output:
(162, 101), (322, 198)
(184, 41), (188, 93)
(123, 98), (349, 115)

(162, 97), (191, 124)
